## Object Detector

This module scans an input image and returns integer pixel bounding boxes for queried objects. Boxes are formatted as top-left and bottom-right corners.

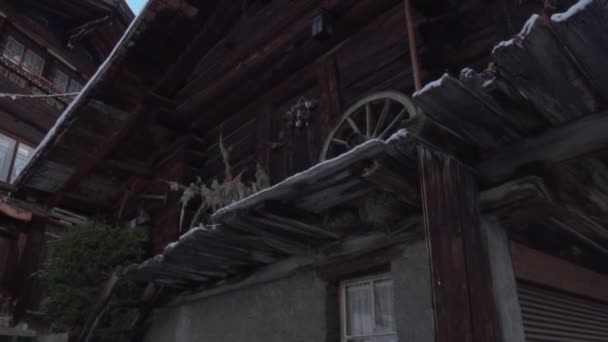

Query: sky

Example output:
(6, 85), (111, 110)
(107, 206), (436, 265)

(126, 0), (148, 14)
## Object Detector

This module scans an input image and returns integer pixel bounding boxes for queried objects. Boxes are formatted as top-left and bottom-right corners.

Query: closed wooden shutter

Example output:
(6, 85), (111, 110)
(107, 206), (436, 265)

(518, 282), (608, 342)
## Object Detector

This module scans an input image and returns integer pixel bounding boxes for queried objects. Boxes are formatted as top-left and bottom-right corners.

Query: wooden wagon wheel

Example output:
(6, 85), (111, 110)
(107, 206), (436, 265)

(320, 91), (417, 161)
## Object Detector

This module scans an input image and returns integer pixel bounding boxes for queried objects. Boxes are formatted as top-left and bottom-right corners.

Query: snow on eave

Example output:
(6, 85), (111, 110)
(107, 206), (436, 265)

(12, 1), (154, 189)
(492, 14), (540, 54)
(551, 0), (593, 22)
(413, 73), (449, 97)
(212, 139), (386, 220)
(212, 129), (412, 221)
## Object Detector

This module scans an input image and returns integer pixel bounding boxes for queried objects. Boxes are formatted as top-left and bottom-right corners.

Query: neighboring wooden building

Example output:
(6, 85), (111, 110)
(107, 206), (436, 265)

(11, 0), (608, 341)
(0, 0), (133, 180)
(0, 0), (132, 330)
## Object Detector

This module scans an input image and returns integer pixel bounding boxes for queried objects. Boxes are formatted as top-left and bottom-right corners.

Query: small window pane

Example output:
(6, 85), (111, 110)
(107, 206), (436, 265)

(0, 134), (16, 182)
(4, 37), (24, 63)
(374, 279), (395, 333)
(52, 69), (69, 92)
(68, 80), (83, 93)
(346, 283), (373, 336)
(23, 50), (45, 75)
(11, 143), (34, 182)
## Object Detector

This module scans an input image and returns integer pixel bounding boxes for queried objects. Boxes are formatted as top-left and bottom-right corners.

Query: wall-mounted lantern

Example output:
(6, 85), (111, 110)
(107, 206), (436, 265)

(312, 9), (333, 41)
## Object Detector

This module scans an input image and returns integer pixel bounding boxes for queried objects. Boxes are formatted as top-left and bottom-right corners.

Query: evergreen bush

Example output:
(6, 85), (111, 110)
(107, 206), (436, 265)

(38, 222), (147, 330)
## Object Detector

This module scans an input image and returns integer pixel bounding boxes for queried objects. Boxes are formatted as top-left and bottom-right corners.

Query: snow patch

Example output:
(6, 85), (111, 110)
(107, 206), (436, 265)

(385, 128), (408, 143)
(492, 14), (540, 54)
(492, 39), (514, 54)
(551, 0), (593, 22)
(413, 73), (449, 97)
(520, 14), (540, 36)
(482, 78), (495, 88)
(459, 68), (476, 81)
(178, 225), (218, 241)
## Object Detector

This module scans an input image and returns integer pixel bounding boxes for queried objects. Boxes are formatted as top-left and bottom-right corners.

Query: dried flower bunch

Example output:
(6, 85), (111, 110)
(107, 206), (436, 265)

(170, 132), (269, 230)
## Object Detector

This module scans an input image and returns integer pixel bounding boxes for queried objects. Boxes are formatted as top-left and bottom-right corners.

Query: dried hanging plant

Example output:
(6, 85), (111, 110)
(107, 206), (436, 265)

(170, 132), (269, 231)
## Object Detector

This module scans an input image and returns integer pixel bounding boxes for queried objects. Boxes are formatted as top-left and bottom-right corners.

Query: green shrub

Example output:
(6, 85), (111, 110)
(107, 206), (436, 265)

(38, 222), (147, 330)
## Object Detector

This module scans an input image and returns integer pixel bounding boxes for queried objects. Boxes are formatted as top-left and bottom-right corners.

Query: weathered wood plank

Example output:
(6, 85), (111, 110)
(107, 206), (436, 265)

(550, 0), (608, 100)
(413, 74), (521, 149)
(418, 146), (499, 342)
(511, 241), (608, 302)
(478, 111), (608, 184)
(493, 14), (598, 124)
(483, 218), (526, 342)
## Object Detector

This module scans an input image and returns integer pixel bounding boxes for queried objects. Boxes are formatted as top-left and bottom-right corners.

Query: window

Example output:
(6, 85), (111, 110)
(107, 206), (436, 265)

(0, 133), (16, 182)
(4, 36), (24, 63)
(341, 275), (397, 342)
(68, 80), (83, 93)
(23, 50), (45, 75)
(0, 132), (34, 183)
(2, 36), (46, 76)
(52, 69), (69, 92)
(10, 143), (33, 182)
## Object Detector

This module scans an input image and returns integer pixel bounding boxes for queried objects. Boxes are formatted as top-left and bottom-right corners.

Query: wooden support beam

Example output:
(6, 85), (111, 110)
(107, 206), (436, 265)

(78, 269), (120, 342)
(511, 241), (608, 303)
(87, 100), (131, 120)
(418, 146), (499, 342)
(483, 218), (525, 342)
(478, 111), (608, 184)
(0, 202), (32, 222)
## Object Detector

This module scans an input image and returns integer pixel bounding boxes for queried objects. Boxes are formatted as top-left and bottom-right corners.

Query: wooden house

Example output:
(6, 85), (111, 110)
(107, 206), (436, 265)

(0, 0), (132, 329)
(11, 0), (608, 341)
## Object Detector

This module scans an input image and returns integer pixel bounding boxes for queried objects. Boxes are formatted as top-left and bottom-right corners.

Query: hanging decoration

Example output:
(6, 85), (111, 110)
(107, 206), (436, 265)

(285, 96), (316, 129)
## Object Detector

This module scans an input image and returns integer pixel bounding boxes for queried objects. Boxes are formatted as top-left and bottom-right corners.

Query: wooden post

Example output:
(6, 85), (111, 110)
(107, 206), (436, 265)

(78, 269), (121, 342)
(403, 0), (422, 91)
(418, 146), (499, 342)
(483, 217), (525, 342)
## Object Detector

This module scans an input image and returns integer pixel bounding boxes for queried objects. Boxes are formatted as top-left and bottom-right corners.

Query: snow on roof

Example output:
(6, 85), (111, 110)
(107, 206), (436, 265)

(492, 14), (540, 54)
(521, 14), (540, 36)
(212, 138), (393, 220)
(551, 0), (594, 22)
(412, 73), (449, 97)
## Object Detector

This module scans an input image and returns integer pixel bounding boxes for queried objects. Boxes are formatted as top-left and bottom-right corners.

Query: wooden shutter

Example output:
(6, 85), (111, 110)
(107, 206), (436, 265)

(518, 281), (608, 342)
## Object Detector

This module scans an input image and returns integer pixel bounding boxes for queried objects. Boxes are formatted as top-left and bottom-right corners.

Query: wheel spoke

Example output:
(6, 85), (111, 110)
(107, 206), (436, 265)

(373, 99), (391, 137)
(346, 117), (363, 136)
(365, 104), (372, 138)
(379, 108), (407, 139)
(331, 138), (350, 148)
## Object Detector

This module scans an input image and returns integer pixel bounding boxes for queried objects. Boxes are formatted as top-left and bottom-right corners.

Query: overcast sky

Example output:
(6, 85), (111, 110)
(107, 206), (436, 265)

(126, 0), (148, 14)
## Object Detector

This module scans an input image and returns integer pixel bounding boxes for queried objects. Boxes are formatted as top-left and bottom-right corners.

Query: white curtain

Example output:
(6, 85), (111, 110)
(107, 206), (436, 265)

(346, 283), (373, 336)
(374, 279), (395, 333)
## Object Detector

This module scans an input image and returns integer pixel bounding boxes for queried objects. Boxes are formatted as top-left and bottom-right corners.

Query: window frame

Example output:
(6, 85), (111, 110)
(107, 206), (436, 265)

(3, 36), (25, 63)
(0, 131), (34, 183)
(52, 68), (70, 92)
(3, 35), (46, 77)
(23, 49), (45, 75)
(0, 133), (17, 182)
(339, 273), (397, 342)
(10, 143), (34, 182)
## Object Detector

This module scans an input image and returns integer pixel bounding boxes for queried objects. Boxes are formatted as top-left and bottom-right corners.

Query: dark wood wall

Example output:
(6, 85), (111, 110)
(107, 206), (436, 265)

(176, 0), (546, 185)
